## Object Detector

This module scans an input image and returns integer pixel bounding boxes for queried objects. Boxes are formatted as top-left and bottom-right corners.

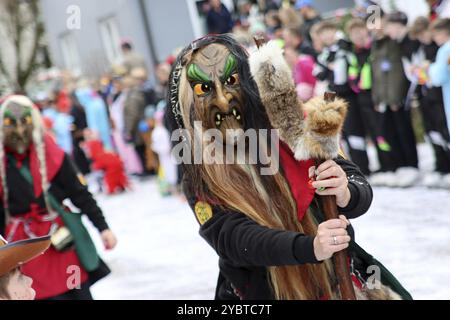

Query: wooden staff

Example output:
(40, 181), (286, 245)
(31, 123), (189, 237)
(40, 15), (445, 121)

(315, 91), (356, 300)
(249, 39), (356, 299)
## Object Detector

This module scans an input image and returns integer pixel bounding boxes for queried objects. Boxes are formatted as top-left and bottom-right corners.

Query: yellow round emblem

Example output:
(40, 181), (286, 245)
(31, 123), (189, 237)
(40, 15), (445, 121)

(77, 174), (87, 186)
(194, 201), (213, 225)
(338, 148), (348, 160)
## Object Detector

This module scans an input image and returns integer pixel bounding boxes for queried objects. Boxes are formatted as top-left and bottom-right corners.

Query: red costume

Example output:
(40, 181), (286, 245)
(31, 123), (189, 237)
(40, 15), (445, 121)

(2, 135), (89, 299)
(85, 140), (129, 194)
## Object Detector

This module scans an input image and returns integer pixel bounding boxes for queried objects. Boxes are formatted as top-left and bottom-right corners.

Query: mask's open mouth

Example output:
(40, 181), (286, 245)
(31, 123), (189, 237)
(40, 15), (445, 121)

(214, 107), (242, 128)
(5, 132), (31, 154)
(205, 105), (245, 146)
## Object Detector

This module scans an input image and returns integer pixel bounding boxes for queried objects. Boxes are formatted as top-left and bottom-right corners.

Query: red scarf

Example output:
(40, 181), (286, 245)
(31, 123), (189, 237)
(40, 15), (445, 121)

(278, 141), (315, 221)
(2, 134), (65, 198)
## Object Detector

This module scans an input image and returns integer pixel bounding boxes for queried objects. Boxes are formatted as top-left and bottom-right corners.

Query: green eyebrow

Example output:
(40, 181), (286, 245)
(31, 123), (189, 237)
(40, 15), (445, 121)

(221, 54), (237, 82)
(22, 109), (32, 117)
(187, 63), (211, 82)
(3, 109), (14, 118)
(2, 107), (32, 119)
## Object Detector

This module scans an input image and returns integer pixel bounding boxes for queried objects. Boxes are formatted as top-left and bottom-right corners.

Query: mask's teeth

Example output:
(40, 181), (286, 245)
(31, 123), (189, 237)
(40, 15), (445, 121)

(232, 108), (241, 121)
(215, 113), (222, 127)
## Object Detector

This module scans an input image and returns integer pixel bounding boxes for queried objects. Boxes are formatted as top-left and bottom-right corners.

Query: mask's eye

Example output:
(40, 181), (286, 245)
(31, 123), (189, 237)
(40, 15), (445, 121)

(23, 116), (32, 125)
(193, 83), (211, 96)
(225, 74), (239, 86)
(3, 117), (13, 126)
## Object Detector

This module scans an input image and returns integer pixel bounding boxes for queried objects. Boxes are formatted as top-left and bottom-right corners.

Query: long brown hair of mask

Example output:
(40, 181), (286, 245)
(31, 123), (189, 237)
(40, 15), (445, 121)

(177, 47), (337, 299)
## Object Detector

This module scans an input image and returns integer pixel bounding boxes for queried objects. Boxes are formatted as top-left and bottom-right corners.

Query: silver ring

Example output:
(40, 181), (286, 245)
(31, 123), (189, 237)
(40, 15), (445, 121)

(333, 235), (338, 245)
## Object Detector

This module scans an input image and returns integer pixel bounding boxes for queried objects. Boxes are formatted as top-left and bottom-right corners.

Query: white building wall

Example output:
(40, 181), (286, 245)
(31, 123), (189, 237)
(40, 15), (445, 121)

(40, 0), (154, 78)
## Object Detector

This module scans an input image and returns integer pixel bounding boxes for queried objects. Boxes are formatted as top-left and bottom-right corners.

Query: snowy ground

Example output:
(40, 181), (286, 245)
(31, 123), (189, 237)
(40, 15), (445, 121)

(85, 143), (450, 300)
(85, 181), (218, 300)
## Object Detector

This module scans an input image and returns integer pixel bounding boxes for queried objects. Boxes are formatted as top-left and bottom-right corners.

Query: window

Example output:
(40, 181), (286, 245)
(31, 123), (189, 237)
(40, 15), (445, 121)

(99, 16), (122, 64)
(59, 32), (81, 76)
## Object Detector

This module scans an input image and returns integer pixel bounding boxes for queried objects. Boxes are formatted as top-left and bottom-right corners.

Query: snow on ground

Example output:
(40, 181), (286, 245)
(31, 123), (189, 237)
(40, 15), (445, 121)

(351, 186), (450, 300)
(86, 180), (218, 300)
(86, 143), (450, 300)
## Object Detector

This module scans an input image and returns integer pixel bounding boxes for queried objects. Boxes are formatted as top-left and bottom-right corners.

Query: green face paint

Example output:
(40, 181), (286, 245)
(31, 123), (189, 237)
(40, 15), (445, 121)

(187, 63), (211, 83)
(21, 108), (32, 118)
(220, 54), (237, 83)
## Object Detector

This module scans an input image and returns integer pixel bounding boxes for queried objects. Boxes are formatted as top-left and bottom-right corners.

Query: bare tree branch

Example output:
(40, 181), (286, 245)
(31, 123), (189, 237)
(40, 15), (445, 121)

(0, 0), (48, 91)
(0, 56), (13, 88)
(18, 0), (45, 90)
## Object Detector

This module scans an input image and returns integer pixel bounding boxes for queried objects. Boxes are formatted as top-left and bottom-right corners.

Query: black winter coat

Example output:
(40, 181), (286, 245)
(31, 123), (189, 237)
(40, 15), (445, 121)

(184, 157), (373, 300)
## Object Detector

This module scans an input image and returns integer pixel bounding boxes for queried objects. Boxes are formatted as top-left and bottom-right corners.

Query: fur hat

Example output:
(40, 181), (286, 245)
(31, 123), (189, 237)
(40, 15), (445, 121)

(249, 40), (347, 161)
(0, 234), (51, 277)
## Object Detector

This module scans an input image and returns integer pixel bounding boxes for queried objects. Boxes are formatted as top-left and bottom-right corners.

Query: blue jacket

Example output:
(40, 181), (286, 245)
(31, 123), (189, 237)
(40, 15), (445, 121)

(42, 108), (74, 154)
(75, 89), (112, 150)
(429, 41), (450, 135)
